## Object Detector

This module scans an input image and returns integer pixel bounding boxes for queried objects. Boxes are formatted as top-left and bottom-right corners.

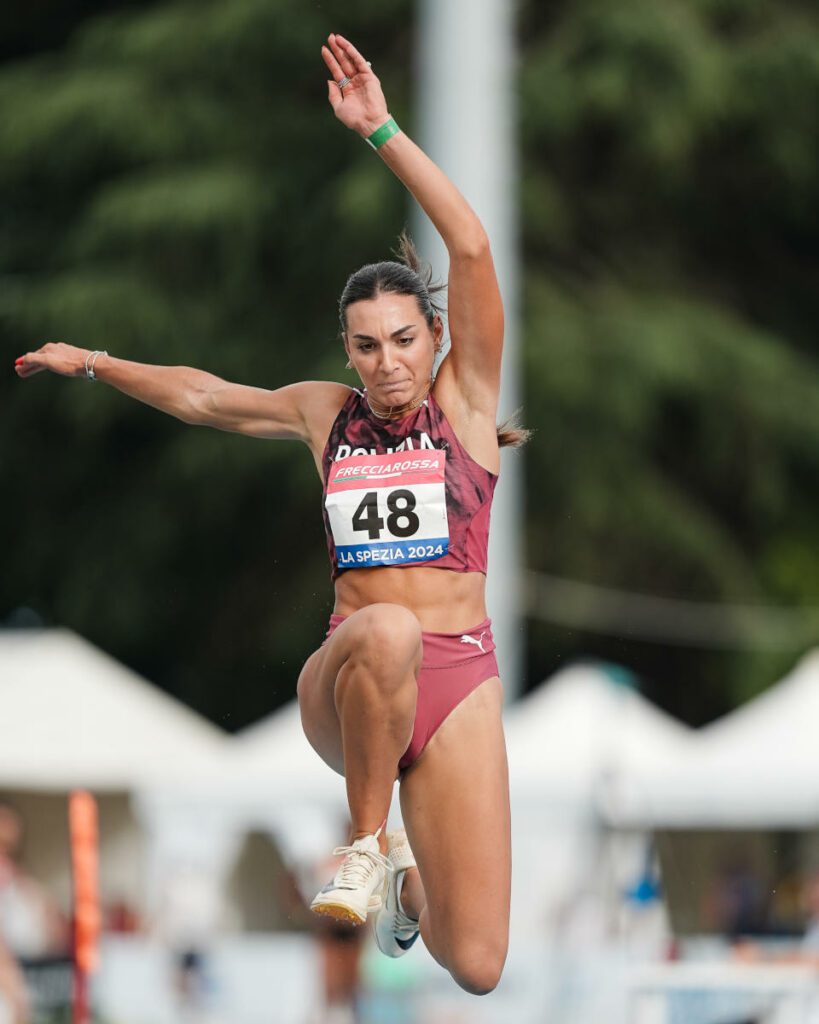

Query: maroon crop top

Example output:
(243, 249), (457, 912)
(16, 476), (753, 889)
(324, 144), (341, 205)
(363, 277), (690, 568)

(321, 389), (497, 579)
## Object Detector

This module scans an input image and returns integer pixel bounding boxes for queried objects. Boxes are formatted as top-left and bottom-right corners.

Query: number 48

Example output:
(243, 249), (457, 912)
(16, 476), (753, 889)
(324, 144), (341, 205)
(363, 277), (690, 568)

(351, 489), (420, 540)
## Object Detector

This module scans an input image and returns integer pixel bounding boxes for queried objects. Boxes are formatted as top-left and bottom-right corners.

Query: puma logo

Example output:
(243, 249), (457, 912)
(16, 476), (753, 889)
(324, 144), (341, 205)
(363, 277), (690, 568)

(459, 631), (487, 654)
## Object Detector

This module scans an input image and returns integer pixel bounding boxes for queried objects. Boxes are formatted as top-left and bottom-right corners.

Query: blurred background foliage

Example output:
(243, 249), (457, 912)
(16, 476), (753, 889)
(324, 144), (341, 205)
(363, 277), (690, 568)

(1, 0), (817, 729)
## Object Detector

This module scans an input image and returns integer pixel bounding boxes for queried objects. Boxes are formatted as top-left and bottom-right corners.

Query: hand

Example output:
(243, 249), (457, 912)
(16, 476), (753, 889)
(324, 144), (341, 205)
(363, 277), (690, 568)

(14, 342), (91, 379)
(321, 33), (390, 137)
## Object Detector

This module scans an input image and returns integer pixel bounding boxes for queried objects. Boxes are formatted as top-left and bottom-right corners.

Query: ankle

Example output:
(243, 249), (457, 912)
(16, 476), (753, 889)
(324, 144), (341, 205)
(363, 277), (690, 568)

(350, 822), (387, 855)
(398, 866), (424, 920)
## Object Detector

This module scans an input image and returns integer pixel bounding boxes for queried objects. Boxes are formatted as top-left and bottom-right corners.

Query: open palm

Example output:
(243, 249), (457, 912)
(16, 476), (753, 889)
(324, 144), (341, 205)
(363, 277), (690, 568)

(321, 34), (389, 136)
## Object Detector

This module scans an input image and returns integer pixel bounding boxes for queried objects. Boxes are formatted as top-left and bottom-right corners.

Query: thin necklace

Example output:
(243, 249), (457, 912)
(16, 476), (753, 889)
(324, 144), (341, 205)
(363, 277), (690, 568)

(365, 378), (433, 421)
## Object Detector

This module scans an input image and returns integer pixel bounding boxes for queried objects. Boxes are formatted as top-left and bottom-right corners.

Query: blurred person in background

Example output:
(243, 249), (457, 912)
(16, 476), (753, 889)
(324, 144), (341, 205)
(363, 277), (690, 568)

(799, 871), (819, 959)
(0, 803), (68, 961)
(152, 860), (228, 1020)
(0, 936), (28, 1024)
(15, 31), (526, 995)
(0, 802), (68, 1024)
(308, 842), (367, 1024)
(706, 857), (769, 939)
(734, 869), (819, 968)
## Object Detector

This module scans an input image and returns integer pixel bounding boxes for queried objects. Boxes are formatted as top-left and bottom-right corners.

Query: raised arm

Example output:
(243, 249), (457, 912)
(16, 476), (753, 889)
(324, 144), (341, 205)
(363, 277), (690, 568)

(14, 342), (348, 445)
(322, 34), (503, 413)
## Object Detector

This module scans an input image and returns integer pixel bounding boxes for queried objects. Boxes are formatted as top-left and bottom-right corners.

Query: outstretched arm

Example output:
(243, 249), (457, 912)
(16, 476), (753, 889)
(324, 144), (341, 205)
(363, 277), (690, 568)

(322, 34), (503, 413)
(14, 343), (347, 443)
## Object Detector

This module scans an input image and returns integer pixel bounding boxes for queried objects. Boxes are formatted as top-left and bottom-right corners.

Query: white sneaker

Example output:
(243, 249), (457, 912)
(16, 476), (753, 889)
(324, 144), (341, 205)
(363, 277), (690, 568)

(373, 829), (421, 957)
(310, 831), (393, 926)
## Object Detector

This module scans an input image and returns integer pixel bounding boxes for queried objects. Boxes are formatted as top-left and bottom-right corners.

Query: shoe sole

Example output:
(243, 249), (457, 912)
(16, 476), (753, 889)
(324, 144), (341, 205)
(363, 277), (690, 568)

(310, 900), (368, 926)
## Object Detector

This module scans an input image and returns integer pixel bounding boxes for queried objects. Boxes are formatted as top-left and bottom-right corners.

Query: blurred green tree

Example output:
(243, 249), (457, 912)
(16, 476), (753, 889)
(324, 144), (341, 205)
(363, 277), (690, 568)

(519, 0), (819, 718)
(1, 0), (413, 727)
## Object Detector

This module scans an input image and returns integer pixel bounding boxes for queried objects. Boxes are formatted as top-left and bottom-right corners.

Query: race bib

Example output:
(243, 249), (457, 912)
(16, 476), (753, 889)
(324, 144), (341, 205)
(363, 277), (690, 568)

(325, 450), (449, 569)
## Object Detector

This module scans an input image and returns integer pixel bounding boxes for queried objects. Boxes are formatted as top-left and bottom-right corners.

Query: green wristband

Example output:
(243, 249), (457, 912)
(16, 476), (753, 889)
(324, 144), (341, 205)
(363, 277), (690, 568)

(366, 117), (400, 150)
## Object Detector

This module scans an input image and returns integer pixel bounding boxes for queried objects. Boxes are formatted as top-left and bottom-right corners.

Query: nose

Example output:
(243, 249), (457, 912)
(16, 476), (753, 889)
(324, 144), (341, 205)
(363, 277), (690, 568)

(379, 347), (399, 374)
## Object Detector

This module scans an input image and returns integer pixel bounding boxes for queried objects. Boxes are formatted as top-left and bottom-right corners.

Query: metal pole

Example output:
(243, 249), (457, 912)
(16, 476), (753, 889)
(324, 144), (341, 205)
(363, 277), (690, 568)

(415, 0), (523, 698)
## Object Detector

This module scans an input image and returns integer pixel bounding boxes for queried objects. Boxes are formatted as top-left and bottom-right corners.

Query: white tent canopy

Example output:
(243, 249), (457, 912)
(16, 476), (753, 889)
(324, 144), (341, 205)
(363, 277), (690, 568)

(139, 699), (351, 884)
(223, 701), (351, 866)
(0, 628), (230, 913)
(504, 661), (691, 810)
(224, 701), (347, 807)
(0, 628), (228, 790)
(153, 698), (349, 815)
(603, 649), (819, 828)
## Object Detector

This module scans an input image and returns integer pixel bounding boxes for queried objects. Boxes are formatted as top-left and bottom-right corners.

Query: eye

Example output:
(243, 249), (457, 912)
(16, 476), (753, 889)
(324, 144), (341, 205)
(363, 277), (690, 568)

(357, 342), (374, 352)
(398, 336), (414, 345)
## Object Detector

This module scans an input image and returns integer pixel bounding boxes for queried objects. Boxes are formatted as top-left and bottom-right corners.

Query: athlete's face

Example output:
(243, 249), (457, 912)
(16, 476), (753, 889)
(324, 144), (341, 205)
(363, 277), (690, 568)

(343, 293), (443, 405)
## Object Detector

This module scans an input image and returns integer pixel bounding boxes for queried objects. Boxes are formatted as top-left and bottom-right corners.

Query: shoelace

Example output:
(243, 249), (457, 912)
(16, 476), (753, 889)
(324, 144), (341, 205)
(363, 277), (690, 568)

(331, 839), (394, 889)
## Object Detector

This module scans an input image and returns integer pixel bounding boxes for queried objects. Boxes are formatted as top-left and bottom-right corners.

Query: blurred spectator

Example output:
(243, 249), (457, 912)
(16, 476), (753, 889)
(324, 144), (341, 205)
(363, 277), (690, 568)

(705, 859), (769, 938)
(104, 898), (141, 935)
(152, 861), (227, 1020)
(0, 802), (68, 959)
(307, 843), (366, 1024)
(0, 936), (28, 1024)
(313, 917), (365, 1024)
(798, 871), (819, 959)
(734, 869), (819, 966)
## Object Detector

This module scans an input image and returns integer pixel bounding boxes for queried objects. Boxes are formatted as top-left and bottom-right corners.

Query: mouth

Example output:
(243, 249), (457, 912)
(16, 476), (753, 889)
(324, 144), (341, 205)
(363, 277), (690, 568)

(378, 380), (411, 394)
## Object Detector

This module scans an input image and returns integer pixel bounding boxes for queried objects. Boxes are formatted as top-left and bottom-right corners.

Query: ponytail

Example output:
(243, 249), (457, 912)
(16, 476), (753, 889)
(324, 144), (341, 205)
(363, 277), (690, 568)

(496, 412), (532, 449)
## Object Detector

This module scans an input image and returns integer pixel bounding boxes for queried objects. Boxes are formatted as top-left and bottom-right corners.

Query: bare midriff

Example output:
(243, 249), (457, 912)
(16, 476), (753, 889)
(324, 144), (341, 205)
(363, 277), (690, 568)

(333, 565), (488, 633)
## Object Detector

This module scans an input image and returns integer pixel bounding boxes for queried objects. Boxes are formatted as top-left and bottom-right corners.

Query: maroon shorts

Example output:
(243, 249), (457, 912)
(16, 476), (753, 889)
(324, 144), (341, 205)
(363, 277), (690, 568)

(324, 615), (500, 772)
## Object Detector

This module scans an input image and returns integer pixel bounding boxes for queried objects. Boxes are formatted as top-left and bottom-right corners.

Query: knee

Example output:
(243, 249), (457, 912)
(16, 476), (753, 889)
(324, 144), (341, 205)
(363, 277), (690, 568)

(349, 604), (422, 668)
(296, 654), (318, 707)
(295, 669), (310, 708)
(448, 940), (507, 996)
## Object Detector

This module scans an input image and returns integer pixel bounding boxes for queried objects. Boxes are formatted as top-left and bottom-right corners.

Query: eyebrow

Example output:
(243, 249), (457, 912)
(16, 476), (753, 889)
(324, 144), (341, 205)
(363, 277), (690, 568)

(352, 324), (416, 341)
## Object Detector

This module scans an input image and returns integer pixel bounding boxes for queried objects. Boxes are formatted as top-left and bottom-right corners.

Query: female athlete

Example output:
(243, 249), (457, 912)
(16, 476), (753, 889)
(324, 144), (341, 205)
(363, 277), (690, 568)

(15, 33), (525, 995)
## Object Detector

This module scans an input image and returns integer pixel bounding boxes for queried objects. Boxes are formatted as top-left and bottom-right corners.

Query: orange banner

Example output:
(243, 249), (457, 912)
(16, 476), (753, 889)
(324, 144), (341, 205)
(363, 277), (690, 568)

(69, 791), (100, 976)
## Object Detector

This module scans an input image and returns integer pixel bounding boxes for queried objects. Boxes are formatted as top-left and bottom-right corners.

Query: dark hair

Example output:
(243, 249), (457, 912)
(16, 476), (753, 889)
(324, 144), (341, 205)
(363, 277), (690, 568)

(339, 232), (530, 449)
(338, 230), (445, 333)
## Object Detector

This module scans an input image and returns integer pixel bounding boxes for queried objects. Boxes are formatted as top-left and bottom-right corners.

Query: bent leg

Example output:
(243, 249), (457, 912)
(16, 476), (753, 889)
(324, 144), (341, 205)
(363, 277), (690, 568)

(399, 677), (510, 995)
(297, 604), (422, 842)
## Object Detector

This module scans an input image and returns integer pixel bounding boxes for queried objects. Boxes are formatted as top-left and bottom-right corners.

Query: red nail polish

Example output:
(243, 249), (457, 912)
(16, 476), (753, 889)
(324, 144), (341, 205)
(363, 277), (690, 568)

(15, 357), (23, 366)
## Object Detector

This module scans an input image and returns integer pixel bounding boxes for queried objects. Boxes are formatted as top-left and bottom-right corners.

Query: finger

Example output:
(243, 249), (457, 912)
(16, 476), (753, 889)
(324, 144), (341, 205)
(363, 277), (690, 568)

(321, 44), (345, 86)
(14, 354), (34, 374)
(16, 361), (43, 378)
(321, 44), (343, 82)
(326, 80), (342, 113)
(328, 33), (355, 79)
(335, 34), (371, 75)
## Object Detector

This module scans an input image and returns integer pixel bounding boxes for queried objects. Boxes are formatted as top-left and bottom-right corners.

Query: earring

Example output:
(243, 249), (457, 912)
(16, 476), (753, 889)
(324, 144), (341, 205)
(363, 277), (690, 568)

(345, 359), (352, 370)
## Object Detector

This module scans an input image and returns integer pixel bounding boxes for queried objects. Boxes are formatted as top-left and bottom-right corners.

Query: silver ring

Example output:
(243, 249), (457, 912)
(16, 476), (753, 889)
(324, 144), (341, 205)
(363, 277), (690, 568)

(337, 76), (351, 90)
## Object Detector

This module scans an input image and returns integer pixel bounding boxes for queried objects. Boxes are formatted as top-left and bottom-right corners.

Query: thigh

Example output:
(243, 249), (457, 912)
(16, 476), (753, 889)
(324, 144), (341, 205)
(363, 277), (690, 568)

(297, 604), (423, 777)
(297, 642), (347, 777)
(398, 677), (511, 955)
